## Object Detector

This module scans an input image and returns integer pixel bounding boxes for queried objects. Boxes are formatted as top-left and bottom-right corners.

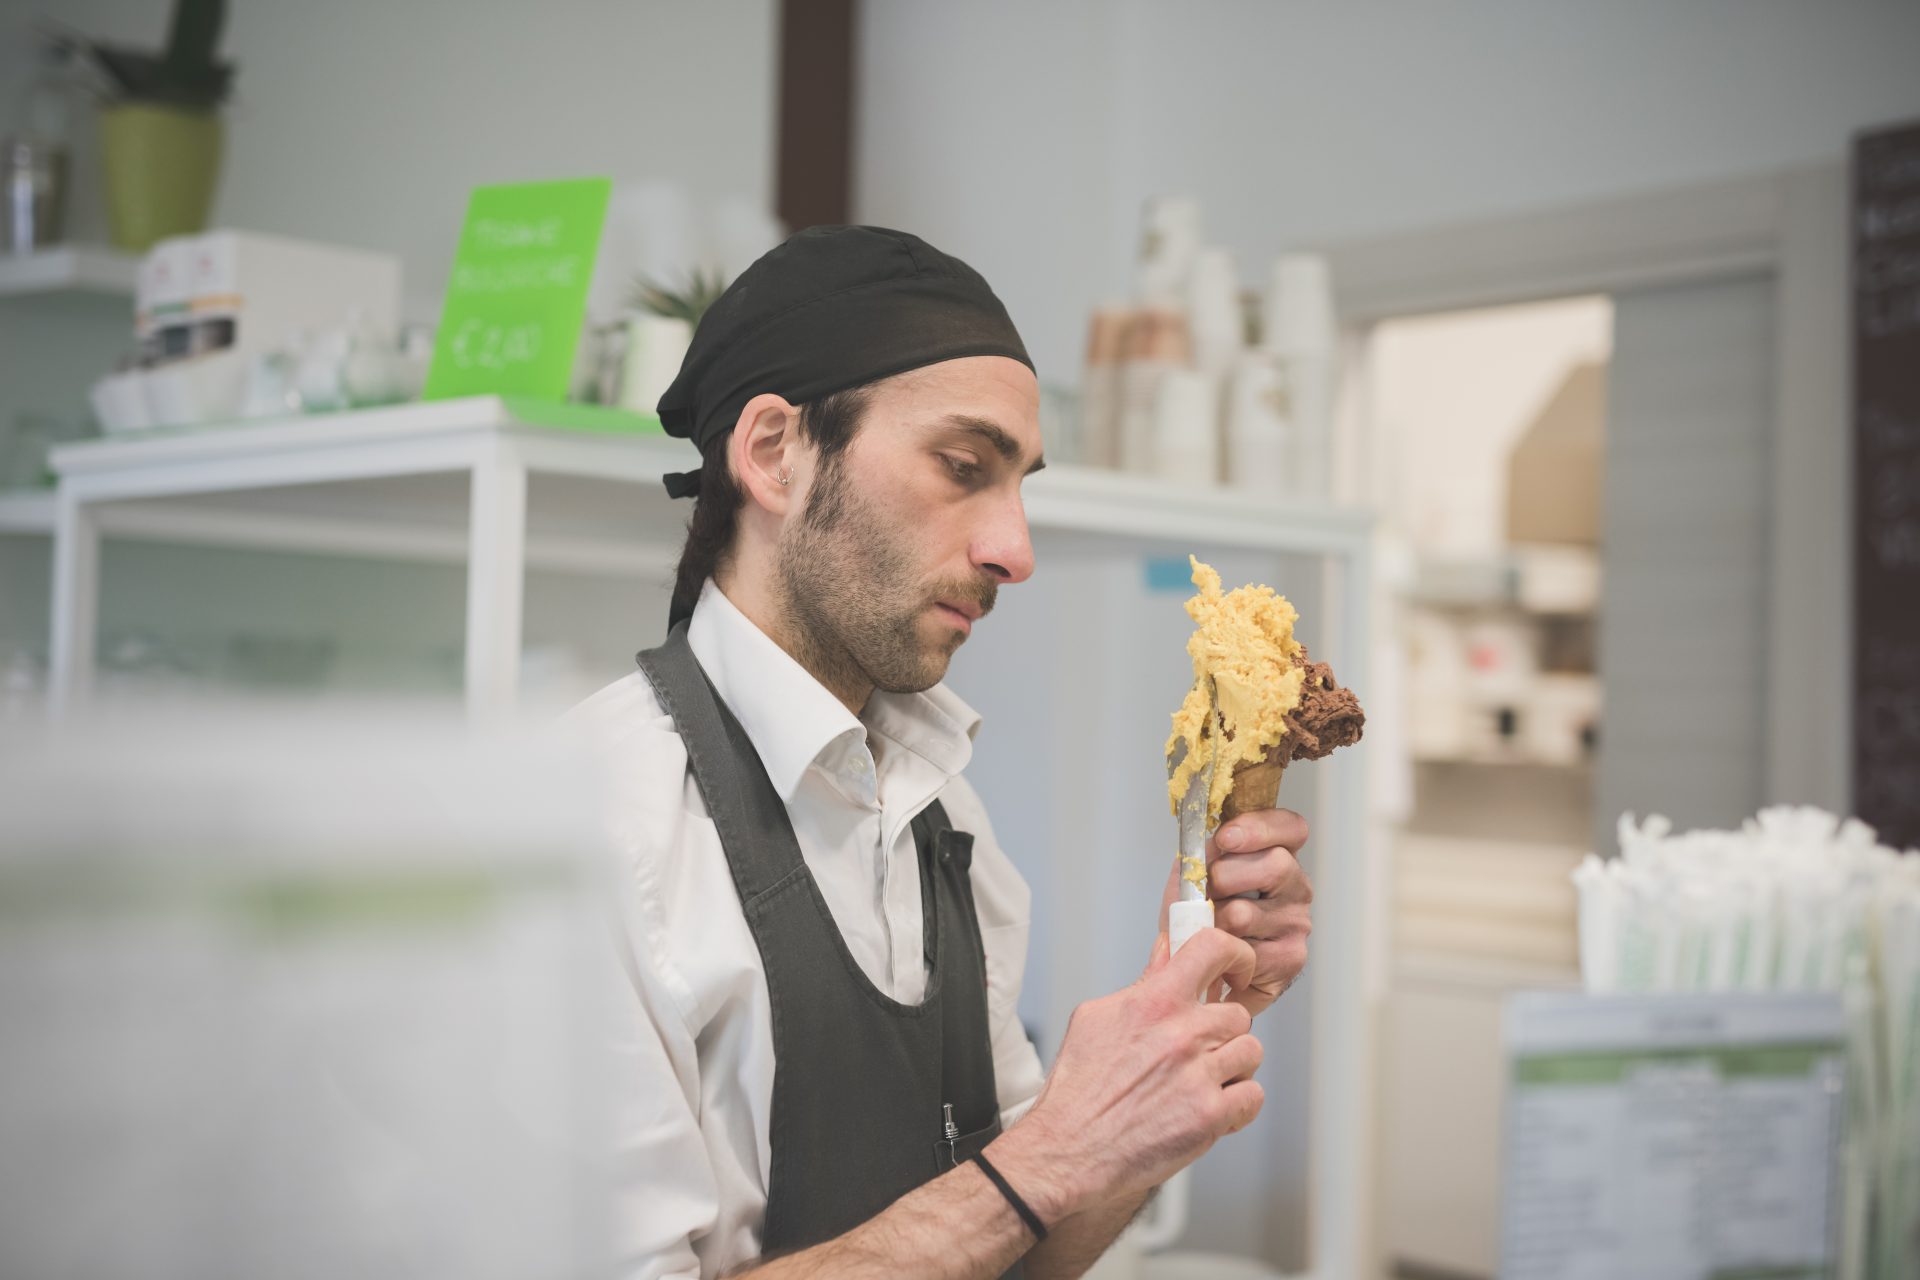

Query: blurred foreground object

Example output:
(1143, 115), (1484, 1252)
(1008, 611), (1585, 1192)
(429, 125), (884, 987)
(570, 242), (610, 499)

(1573, 806), (1920, 1280)
(0, 707), (613, 1278)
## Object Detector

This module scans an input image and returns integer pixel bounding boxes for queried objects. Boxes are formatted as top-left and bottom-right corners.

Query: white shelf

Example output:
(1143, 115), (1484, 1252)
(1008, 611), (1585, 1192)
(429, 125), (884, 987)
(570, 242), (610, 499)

(1413, 748), (1595, 769)
(42, 396), (1375, 566)
(0, 246), (140, 299)
(43, 396), (1379, 712)
(1408, 544), (1599, 615)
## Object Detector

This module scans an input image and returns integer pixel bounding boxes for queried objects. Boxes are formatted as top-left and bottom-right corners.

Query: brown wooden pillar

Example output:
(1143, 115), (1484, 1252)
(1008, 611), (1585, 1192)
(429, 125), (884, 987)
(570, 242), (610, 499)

(776, 0), (857, 231)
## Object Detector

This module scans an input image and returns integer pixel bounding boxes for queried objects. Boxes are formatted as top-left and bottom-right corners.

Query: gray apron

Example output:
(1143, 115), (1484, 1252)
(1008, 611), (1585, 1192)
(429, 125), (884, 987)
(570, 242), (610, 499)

(638, 624), (1026, 1273)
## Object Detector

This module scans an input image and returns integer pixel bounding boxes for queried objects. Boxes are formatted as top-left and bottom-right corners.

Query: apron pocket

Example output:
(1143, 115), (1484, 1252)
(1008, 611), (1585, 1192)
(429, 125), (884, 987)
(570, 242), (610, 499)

(934, 1116), (1003, 1171)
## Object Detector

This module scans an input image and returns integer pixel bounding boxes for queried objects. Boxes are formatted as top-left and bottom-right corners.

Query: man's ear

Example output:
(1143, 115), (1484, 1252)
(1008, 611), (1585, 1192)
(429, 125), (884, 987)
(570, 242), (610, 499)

(730, 394), (805, 517)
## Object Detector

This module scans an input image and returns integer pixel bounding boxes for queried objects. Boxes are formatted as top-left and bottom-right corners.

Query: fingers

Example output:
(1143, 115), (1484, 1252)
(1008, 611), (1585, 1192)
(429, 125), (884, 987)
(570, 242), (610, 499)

(1212, 893), (1313, 941)
(1143, 930), (1171, 976)
(1220, 1078), (1266, 1134)
(1209, 847), (1314, 904)
(1208, 1031), (1264, 1085)
(1196, 997), (1253, 1045)
(1211, 808), (1308, 859)
(1163, 926), (1257, 1003)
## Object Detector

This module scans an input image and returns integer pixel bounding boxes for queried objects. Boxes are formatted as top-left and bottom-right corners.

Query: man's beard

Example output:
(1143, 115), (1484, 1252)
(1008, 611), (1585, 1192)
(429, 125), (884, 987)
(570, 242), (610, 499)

(774, 455), (996, 700)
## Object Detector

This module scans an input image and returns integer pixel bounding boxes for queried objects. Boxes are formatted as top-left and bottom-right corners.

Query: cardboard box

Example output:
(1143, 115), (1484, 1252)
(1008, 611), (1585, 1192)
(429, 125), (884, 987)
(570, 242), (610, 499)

(1505, 361), (1605, 546)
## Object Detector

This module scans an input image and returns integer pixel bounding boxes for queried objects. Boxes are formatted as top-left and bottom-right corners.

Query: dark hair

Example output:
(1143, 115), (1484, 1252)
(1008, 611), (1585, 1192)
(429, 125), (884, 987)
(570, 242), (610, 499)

(668, 386), (874, 627)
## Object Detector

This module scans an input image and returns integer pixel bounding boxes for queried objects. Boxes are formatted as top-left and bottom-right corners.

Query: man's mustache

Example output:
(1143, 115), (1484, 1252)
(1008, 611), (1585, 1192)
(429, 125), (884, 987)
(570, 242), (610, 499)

(931, 578), (998, 619)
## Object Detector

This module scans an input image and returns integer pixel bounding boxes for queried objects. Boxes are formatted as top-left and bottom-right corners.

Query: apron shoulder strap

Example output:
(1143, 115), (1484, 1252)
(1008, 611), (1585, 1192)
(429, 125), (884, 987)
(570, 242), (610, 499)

(636, 622), (806, 905)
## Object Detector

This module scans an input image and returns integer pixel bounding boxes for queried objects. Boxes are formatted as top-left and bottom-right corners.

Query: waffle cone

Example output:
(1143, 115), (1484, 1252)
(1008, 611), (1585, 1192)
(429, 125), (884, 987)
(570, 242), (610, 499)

(1221, 752), (1289, 822)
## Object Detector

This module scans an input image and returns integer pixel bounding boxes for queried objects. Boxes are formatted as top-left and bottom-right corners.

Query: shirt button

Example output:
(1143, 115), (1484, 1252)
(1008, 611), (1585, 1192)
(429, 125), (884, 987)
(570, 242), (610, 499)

(852, 756), (869, 775)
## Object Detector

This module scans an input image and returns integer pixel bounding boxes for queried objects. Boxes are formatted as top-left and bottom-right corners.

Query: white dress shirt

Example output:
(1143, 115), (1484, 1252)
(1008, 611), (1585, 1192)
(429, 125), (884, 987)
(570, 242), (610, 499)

(574, 580), (1047, 1280)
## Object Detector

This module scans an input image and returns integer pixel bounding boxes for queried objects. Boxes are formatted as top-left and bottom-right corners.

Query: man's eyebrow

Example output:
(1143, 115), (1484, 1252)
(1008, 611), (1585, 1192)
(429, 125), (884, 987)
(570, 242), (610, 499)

(934, 414), (1047, 475)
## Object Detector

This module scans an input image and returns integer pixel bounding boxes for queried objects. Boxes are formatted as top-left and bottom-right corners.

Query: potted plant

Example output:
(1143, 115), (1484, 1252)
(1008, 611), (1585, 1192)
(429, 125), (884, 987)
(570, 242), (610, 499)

(612, 268), (728, 412)
(56, 0), (236, 251)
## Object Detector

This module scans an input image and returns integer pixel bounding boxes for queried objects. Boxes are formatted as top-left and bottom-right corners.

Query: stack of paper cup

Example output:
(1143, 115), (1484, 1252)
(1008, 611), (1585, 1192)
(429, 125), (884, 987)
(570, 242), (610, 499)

(1263, 254), (1338, 500)
(1150, 368), (1221, 486)
(1116, 310), (1190, 474)
(1223, 351), (1291, 494)
(1078, 307), (1131, 469)
(1135, 197), (1203, 307)
(1186, 247), (1243, 375)
(1262, 254), (1336, 354)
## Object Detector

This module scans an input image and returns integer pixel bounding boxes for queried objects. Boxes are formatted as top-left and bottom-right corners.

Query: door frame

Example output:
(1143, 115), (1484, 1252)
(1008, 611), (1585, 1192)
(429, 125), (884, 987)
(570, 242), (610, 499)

(1320, 163), (1849, 814)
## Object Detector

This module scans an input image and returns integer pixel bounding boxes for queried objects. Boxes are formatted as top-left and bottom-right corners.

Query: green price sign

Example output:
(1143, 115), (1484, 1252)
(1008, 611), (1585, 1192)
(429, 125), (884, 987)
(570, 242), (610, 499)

(423, 177), (612, 402)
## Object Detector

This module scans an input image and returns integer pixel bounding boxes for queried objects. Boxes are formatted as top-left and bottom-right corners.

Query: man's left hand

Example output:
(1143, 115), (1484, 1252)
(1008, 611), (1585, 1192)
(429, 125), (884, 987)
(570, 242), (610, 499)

(1157, 808), (1312, 1018)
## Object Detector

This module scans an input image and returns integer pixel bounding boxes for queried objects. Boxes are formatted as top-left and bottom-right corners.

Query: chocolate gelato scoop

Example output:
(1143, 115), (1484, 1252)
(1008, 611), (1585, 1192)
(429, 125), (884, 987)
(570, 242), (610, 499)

(1219, 646), (1365, 822)
(1277, 650), (1366, 763)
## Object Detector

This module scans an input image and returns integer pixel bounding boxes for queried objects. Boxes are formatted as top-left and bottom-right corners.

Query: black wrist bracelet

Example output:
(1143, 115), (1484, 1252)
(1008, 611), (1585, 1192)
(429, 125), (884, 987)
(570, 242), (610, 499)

(970, 1151), (1048, 1242)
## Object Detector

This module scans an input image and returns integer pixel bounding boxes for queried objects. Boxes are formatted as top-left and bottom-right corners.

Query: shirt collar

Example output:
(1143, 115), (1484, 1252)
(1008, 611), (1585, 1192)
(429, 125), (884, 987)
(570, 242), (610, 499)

(686, 579), (980, 801)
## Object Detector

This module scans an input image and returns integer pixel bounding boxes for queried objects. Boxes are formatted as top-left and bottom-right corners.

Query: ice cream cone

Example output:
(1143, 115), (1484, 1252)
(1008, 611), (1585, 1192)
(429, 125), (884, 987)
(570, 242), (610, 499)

(1221, 751), (1289, 823)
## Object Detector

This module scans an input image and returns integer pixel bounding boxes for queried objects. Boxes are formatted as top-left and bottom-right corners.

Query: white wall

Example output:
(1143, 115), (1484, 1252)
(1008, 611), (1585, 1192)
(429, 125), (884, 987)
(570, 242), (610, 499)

(1, 0), (777, 314)
(857, 0), (1920, 380)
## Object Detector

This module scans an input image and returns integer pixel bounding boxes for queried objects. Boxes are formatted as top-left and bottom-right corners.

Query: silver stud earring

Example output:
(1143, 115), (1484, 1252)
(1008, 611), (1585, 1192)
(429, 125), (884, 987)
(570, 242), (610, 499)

(776, 468), (793, 487)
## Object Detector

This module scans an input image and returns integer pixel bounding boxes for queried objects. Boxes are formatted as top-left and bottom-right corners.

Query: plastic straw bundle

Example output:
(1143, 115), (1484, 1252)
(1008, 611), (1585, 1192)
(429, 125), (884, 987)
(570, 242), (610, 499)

(1572, 806), (1920, 1280)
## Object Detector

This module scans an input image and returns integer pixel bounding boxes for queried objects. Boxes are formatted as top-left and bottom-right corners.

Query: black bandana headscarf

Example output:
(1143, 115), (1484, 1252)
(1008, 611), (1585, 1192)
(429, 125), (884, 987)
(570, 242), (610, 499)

(655, 225), (1033, 498)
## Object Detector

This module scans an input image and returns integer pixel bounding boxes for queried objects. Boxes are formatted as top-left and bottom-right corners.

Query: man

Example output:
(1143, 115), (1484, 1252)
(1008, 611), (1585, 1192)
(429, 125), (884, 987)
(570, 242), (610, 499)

(577, 226), (1314, 1279)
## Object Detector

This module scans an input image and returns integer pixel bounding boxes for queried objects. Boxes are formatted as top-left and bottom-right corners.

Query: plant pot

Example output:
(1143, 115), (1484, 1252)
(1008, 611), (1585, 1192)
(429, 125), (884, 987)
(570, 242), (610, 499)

(99, 102), (223, 252)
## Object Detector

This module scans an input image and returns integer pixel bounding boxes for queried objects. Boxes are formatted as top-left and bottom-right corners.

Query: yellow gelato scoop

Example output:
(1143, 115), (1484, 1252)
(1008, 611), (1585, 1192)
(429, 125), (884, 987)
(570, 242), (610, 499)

(1165, 556), (1306, 823)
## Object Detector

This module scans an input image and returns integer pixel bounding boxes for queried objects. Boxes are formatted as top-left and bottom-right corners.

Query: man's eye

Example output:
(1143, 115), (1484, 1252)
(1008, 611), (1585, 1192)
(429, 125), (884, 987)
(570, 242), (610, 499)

(940, 454), (981, 483)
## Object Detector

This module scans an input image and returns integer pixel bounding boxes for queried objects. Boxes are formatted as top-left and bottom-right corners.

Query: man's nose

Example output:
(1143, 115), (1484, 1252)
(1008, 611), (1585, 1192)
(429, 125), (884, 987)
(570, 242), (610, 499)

(973, 493), (1035, 585)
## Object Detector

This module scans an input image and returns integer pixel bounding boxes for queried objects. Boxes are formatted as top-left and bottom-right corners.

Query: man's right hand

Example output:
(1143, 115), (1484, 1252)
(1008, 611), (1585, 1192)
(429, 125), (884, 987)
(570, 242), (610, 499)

(987, 927), (1265, 1221)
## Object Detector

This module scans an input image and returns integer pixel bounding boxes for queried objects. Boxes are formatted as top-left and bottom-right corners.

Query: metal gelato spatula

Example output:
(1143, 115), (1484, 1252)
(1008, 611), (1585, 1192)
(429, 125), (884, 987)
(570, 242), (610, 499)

(1166, 683), (1220, 955)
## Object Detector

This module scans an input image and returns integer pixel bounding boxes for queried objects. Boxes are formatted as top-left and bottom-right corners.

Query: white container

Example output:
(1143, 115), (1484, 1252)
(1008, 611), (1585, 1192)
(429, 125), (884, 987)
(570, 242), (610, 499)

(1115, 309), (1190, 475)
(1284, 350), (1337, 501)
(88, 369), (152, 434)
(1149, 367), (1222, 486)
(186, 230), (401, 419)
(142, 362), (196, 428)
(1186, 248), (1243, 375)
(340, 308), (402, 407)
(180, 349), (247, 425)
(1222, 352), (1291, 493)
(1135, 196), (1202, 306)
(136, 236), (197, 366)
(1077, 306), (1131, 470)
(238, 349), (297, 420)
(295, 328), (352, 413)
(1262, 253), (1336, 355)
(618, 312), (693, 416)
(188, 230), (400, 353)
